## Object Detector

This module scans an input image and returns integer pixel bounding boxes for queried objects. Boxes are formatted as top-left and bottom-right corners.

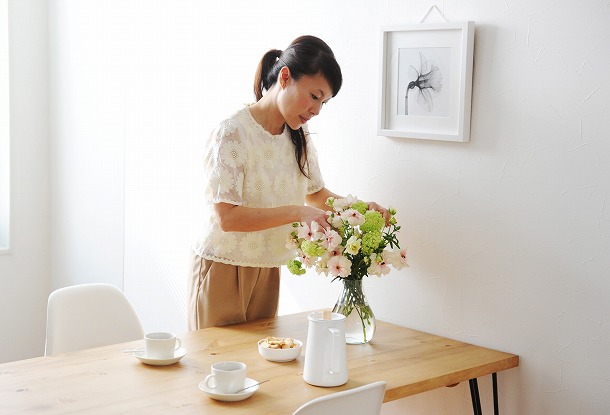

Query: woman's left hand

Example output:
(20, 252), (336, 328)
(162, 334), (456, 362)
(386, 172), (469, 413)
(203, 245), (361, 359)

(367, 201), (391, 225)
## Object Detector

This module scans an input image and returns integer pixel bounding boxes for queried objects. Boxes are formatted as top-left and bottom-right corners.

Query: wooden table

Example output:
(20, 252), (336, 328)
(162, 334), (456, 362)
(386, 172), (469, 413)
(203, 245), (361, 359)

(0, 312), (518, 414)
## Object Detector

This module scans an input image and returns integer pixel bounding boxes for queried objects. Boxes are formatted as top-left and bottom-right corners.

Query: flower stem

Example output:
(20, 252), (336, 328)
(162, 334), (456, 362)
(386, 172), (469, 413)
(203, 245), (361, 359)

(333, 279), (374, 342)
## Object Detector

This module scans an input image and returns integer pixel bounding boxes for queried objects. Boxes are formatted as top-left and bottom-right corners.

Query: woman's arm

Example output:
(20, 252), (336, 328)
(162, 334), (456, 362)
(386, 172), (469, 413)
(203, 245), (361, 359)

(216, 187), (343, 233)
(305, 187), (343, 210)
(214, 188), (392, 233)
(213, 202), (329, 232)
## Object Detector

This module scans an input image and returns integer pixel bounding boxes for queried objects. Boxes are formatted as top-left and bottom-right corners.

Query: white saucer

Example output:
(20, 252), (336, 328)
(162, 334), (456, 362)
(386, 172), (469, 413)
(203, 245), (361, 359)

(198, 377), (260, 402)
(132, 347), (187, 366)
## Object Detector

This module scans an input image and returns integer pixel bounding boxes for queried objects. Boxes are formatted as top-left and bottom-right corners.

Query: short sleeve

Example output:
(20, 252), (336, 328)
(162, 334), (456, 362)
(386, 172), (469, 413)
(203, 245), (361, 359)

(203, 119), (246, 205)
(305, 133), (325, 194)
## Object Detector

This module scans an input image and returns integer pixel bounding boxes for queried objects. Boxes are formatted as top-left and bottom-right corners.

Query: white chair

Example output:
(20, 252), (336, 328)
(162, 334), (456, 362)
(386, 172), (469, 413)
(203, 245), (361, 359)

(45, 283), (144, 355)
(292, 381), (386, 415)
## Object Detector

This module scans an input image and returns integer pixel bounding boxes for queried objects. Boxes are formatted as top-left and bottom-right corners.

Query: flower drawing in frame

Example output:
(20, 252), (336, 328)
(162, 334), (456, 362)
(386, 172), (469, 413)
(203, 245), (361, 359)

(398, 47), (451, 117)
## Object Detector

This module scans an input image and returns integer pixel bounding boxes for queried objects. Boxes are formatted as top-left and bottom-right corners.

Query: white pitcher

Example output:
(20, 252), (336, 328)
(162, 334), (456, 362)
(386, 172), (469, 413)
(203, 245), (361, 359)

(303, 311), (348, 387)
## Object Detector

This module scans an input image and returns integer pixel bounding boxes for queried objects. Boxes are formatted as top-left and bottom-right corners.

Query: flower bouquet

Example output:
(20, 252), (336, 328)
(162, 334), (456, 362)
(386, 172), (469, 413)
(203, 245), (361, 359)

(287, 195), (407, 343)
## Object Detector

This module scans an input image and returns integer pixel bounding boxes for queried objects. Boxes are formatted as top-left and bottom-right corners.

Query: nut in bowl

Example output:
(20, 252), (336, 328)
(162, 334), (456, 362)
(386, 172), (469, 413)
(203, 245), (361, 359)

(258, 337), (303, 362)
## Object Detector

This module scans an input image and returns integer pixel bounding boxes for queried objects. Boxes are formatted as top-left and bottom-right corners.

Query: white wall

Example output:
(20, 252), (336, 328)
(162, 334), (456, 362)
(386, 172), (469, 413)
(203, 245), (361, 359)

(0, 0), (50, 362)
(48, 0), (126, 292)
(0, 0), (10, 250)
(2, 0), (610, 414)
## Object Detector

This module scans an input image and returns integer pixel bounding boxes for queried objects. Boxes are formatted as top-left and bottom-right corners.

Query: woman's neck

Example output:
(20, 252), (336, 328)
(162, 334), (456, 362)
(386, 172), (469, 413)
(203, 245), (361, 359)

(249, 90), (285, 135)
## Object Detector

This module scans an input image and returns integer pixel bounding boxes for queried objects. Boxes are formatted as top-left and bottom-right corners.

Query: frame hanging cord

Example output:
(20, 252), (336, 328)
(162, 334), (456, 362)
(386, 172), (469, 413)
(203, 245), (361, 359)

(419, 5), (449, 23)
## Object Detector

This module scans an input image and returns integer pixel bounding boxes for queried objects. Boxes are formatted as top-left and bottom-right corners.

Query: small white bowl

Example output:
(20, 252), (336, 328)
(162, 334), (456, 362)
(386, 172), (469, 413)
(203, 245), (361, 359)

(257, 338), (303, 362)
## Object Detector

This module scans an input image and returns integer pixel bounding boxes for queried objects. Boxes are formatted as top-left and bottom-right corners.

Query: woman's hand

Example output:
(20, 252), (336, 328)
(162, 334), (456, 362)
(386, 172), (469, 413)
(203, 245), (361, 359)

(366, 201), (391, 225)
(297, 205), (330, 229)
(305, 188), (391, 226)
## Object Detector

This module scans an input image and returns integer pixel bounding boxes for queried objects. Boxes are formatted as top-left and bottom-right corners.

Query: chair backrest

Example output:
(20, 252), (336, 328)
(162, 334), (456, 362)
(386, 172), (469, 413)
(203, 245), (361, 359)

(292, 381), (386, 415)
(45, 283), (144, 355)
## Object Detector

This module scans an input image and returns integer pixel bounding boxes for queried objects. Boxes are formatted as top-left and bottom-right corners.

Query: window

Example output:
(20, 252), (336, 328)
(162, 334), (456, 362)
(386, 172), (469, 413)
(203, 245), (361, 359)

(0, 0), (10, 252)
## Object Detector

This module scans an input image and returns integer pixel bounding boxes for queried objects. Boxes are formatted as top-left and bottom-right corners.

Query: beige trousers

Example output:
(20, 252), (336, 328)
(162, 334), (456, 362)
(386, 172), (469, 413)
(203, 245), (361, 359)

(187, 252), (280, 330)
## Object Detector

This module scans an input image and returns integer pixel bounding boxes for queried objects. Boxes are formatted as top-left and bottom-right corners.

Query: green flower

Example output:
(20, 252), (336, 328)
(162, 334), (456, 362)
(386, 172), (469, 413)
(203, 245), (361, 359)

(361, 230), (383, 255)
(287, 260), (306, 275)
(301, 240), (325, 257)
(360, 211), (385, 233)
(351, 201), (368, 215)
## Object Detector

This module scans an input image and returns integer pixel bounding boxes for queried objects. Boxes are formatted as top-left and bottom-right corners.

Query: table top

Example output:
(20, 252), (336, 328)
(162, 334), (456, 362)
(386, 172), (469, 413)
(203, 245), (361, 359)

(0, 312), (519, 414)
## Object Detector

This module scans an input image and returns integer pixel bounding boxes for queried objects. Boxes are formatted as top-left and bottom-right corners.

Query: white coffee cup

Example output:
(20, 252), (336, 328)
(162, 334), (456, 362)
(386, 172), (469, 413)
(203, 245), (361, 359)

(144, 332), (181, 359)
(204, 361), (246, 394)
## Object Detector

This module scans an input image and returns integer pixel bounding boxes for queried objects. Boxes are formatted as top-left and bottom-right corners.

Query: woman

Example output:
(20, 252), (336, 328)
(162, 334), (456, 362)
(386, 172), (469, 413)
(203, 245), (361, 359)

(188, 35), (389, 329)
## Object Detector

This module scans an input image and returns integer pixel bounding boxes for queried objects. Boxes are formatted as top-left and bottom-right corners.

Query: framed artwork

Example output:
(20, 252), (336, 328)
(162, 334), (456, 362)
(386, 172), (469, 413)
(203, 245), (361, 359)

(377, 22), (475, 142)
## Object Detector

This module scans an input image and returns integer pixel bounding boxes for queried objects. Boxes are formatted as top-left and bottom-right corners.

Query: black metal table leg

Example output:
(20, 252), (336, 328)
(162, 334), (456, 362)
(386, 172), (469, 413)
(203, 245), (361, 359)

(493, 372), (499, 415)
(468, 373), (499, 415)
(469, 378), (482, 415)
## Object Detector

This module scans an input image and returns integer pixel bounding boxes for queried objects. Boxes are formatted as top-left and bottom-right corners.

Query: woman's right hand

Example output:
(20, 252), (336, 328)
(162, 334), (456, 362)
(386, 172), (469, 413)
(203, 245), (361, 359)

(297, 206), (330, 229)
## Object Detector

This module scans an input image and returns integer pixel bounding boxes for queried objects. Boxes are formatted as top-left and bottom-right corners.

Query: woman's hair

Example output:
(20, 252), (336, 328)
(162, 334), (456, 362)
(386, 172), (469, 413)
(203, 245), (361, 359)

(253, 35), (343, 178)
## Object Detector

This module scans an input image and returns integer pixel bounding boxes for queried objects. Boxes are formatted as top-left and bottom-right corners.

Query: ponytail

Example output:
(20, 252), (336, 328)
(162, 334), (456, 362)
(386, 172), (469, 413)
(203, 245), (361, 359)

(253, 49), (282, 101)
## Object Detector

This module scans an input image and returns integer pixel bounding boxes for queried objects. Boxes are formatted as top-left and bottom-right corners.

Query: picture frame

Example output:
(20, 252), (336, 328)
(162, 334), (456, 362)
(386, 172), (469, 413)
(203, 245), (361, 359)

(377, 22), (475, 142)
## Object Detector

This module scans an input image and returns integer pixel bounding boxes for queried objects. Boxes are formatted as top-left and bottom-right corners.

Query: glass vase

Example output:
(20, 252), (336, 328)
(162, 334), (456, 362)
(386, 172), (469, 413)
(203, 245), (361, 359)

(332, 279), (376, 344)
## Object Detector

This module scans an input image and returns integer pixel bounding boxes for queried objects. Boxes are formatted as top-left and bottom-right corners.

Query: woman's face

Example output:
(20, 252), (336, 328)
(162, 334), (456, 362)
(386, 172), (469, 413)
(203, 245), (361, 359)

(278, 71), (333, 130)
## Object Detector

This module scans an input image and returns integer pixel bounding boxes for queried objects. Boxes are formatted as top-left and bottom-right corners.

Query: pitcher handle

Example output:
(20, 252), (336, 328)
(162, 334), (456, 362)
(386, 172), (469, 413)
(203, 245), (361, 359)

(328, 327), (341, 375)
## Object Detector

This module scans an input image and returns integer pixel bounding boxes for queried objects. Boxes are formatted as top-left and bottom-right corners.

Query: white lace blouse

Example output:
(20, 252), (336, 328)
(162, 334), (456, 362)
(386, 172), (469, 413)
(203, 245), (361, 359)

(192, 106), (325, 267)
